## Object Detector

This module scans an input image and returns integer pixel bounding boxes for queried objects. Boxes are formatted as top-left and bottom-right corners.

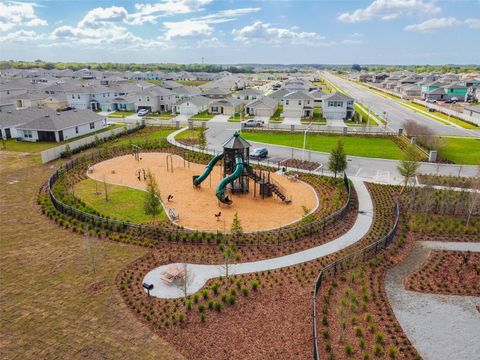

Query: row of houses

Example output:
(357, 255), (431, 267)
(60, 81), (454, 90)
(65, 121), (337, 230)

(350, 70), (480, 102)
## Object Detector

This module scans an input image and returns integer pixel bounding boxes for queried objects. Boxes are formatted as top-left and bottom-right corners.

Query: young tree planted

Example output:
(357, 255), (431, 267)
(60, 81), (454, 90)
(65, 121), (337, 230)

(144, 170), (162, 218)
(198, 128), (207, 152)
(397, 156), (419, 194)
(328, 140), (347, 178)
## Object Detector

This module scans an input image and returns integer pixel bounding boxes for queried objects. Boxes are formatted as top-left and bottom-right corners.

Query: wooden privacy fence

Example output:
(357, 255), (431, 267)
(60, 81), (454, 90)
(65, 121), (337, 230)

(312, 200), (400, 360)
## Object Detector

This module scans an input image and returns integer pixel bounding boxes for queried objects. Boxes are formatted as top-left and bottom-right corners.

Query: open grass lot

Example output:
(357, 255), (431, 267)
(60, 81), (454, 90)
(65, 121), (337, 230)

(242, 131), (406, 159)
(174, 128), (202, 141)
(439, 137), (480, 165)
(111, 127), (176, 146)
(107, 111), (135, 118)
(147, 112), (177, 120)
(0, 124), (123, 153)
(189, 110), (214, 120)
(0, 152), (183, 360)
(75, 178), (167, 223)
(404, 102), (478, 129)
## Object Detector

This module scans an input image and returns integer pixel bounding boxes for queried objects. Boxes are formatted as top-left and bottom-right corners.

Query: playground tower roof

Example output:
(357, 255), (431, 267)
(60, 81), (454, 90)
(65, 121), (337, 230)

(222, 131), (251, 150)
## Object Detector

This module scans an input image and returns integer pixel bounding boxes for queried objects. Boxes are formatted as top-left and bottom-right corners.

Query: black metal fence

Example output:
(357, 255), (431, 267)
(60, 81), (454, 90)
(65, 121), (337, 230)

(312, 200), (400, 359)
(47, 146), (352, 247)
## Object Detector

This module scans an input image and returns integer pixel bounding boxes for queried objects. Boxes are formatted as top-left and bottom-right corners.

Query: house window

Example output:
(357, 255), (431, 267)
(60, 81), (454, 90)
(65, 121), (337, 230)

(90, 122), (95, 129)
(72, 94), (74, 99)
(23, 130), (32, 138)
(77, 95), (80, 99)
(75, 126), (79, 134)
(147, 97), (150, 102)
(161, 96), (164, 100)
(286, 100), (289, 105)
(298, 100), (302, 105)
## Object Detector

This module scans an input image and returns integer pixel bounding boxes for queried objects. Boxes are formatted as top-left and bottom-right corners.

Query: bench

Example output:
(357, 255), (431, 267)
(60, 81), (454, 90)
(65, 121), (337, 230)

(169, 208), (179, 221)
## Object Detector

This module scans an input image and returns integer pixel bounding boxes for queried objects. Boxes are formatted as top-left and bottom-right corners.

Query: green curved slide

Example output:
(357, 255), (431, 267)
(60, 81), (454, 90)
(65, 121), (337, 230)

(216, 156), (244, 205)
(193, 152), (224, 186)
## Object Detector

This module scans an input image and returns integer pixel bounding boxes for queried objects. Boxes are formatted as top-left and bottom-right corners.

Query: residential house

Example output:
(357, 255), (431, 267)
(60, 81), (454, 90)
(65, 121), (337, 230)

(244, 97), (278, 117)
(66, 85), (116, 110)
(202, 87), (231, 99)
(171, 86), (201, 100)
(1, 108), (105, 142)
(173, 96), (211, 115)
(309, 89), (327, 107)
(234, 88), (262, 101)
(322, 92), (355, 120)
(209, 98), (245, 116)
(99, 95), (137, 112)
(443, 83), (469, 101)
(135, 86), (176, 112)
(399, 84), (422, 97)
(268, 88), (290, 101)
(464, 104), (480, 122)
(283, 91), (314, 118)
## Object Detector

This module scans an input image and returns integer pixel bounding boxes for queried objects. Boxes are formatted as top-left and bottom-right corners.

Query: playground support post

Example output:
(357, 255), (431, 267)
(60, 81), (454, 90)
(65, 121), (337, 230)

(166, 154), (173, 173)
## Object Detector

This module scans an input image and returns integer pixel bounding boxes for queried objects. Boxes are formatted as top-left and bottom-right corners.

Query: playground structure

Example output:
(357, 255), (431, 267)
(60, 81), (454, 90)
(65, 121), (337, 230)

(132, 145), (141, 161)
(87, 152), (316, 232)
(193, 132), (291, 205)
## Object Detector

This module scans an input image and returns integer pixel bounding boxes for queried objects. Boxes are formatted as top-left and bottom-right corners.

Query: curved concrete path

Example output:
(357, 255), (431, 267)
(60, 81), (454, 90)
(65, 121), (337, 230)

(385, 241), (480, 360)
(143, 178), (373, 298)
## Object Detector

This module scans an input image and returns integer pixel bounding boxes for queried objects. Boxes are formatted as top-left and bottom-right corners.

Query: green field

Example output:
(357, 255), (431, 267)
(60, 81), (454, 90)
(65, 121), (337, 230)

(75, 178), (166, 223)
(175, 128), (202, 141)
(190, 110), (214, 120)
(242, 131), (406, 159)
(112, 127), (176, 146)
(107, 111), (135, 118)
(439, 137), (480, 165)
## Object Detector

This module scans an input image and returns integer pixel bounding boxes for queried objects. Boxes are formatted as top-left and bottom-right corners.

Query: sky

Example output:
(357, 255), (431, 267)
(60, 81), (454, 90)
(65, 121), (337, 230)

(0, 0), (479, 65)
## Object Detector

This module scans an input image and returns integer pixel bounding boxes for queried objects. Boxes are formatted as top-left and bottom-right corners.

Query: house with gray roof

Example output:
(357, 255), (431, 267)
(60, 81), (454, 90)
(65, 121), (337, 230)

(283, 91), (314, 118)
(173, 96), (211, 115)
(1, 108), (105, 142)
(322, 92), (355, 120)
(234, 88), (263, 101)
(135, 86), (176, 112)
(245, 97), (278, 117)
(209, 98), (246, 116)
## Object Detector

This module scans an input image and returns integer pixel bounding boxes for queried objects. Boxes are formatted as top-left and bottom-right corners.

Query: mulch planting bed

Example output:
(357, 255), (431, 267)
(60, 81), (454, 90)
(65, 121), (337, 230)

(409, 232), (480, 243)
(280, 158), (321, 171)
(417, 174), (475, 189)
(404, 250), (480, 296)
(315, 222), (420, 360)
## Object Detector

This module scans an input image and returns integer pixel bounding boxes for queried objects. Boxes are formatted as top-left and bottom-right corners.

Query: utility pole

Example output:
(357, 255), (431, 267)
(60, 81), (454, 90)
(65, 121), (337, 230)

(302, 123), (312, 162)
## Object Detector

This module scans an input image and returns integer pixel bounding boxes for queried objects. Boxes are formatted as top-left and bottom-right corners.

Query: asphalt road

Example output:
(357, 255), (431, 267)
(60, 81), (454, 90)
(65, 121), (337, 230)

(203, 122), (479, 182)
(321, 71), (480, 138)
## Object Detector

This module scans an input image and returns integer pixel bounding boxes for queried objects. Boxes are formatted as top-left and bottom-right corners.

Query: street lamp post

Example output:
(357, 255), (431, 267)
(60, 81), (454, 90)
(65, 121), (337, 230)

(302, 123), (312, 162)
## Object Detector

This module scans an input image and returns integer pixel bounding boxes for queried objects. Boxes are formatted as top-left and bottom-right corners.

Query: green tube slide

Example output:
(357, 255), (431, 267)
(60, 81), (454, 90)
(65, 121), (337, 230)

(216, 156), (244, 205)
(193, 152), (224, 186)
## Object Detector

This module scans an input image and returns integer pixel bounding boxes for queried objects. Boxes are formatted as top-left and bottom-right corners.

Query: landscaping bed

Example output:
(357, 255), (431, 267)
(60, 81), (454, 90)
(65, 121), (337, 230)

(280, 158), (321, 171)
(417, 174), (475, 189)
(404, 250), (480, 296)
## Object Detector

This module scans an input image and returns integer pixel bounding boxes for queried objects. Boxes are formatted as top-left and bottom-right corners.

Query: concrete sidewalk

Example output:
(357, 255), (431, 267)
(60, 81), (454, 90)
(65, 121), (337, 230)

(143, 178), (372, 299)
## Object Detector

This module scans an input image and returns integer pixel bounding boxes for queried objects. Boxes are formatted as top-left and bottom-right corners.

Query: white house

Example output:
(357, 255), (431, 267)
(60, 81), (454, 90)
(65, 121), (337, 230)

(209, 98), (245, 116)
(234, 88), (262, 101)
(135, 86), (176, 112)
(283, 91), (314, 118)
(66, 85), (116, 110)
(322, 92), (355, 120)
(245, 97), (278, 117)
(173, 96), (211, 115)
(1, 108), (105, 142)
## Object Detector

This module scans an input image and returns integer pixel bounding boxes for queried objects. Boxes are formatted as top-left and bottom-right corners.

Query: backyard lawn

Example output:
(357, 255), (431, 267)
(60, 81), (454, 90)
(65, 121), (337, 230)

(242, 131), (407, 159)
(439, 137), (480, 165)
(75, 178), (167, 223)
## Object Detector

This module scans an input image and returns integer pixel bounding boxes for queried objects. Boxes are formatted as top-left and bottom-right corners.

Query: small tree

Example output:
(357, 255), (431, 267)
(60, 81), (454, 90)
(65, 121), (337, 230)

(144, 170), (162, 218)
(328, 140), (347, 178)
(219, 240), (239, 278)
(230, 212), (243, 240)
(466, 173), (480, 226)
(198, 127), (207, 152)
(397, 157), (419, 194)
(174, 263), (195, 310)
(63, 144), (72, 158)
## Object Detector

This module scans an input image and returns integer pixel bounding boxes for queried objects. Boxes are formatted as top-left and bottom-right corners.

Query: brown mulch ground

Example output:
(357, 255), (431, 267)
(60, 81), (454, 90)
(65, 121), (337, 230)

(410, 232), (480, 243)
(404, 250), (480, 296)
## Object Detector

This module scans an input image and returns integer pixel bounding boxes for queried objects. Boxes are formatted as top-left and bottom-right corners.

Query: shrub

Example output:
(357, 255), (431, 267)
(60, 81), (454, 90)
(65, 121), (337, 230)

(359, 338), (365, 349)
(208, 300), (214, 309)
(374, 344), (382, 357)
(227, 294), (236, 305)
(344, 344), (353, 357)
(198, 304), (205, 313)
(212, 282), (219, 295)
(200, 312), (206, 322)
(235, 280), (242, 288)
(177, 312), (185, 323)
(214, 302), (222, 312)
(193, 293), (199, 303)
(321, 316), (328, 326)
(221, 293), (228, 303)
(202, 289), (209, 300)
(325, 343), (332, 353)
(388, 346), (397, 359)
(355, 326), (363, 337)
(375, 332), (384, 344)
(251, 280), (259, 291)
(241, 287), (249, 297)
(364, 312), (372, 322)
(363, 352), (371, 360)
(230, 288), (237, 296)
(322, 329), (329, 339)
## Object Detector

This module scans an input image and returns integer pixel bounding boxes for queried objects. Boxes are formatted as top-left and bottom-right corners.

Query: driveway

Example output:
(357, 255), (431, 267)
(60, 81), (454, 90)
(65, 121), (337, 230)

(283, 117), (301, 125)
(172, 114), (190, 123)
(326, 119), (347, 127)
(209, 114), (230, 123)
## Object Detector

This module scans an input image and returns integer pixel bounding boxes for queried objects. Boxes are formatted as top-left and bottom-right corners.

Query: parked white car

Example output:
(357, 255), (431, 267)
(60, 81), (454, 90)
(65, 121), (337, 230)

(242, 119), (264, 127)
(137, 109), (149, 116)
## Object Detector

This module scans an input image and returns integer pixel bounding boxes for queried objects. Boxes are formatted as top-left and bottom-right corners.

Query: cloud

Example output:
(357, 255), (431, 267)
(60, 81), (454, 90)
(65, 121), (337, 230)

(338, 0), (441, 23)
(164, 20), (212, 39)
(465, 18), (480, 28)
(129, 0), (213, 25)
(78, 6), (129, 29)
(0, 1), (48, 31)
(405, 17), (461, 32)
(232, 21), (328, 46)
(342, 32), (364, 44)
(0, 29), (45, 42)
(161, 7), (260, 40)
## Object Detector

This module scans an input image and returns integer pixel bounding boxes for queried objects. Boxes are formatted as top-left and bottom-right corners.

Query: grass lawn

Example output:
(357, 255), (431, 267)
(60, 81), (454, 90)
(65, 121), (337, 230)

(1, 124), (123, 153)
(175, 128), (201, 141)
(189, 110), (214, 120)
(176, 80), (208, 86)
(146, 79), (163, 84)
(107, 111), (135, 118)
(354, 103), (381, 125)
(75, 178), (166, 223)
(439, 137), (480, 165)
(403, 102), (478, 129)
(111, 127), (176, 146)
(242, 131), (407, 159)
(229, 111), (252, 122)
(270, 105), (284, 123)
(0, 152), (182, 359)
(147, 112), (177, 119)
